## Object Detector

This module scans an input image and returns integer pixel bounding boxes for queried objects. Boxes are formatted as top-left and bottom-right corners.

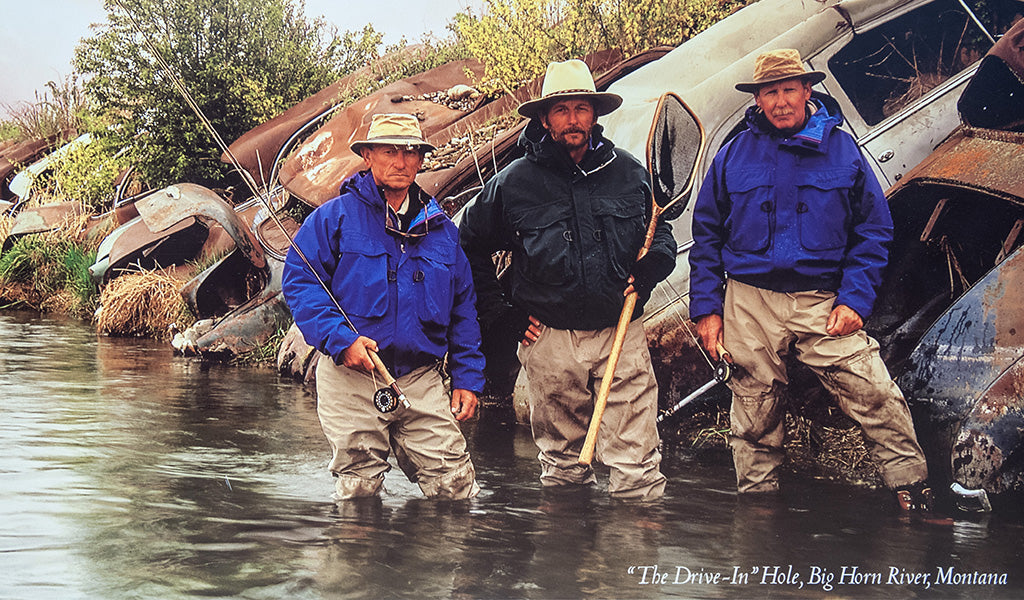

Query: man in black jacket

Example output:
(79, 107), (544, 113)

(460, 59), (675, 500)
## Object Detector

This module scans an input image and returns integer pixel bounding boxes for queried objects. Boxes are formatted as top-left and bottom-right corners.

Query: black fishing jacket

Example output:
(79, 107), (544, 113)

(460, 119), (676, 333)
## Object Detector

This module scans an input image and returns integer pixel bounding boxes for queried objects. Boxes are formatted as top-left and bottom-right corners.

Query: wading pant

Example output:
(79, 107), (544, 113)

(517, 320), (666, 501)
(316, 357), (480, 500)
(724, 281), (929, 493)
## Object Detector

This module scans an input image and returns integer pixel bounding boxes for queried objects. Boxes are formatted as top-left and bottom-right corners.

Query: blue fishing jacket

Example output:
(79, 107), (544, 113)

(689, 100), (892, 321)
(282, 170), (485, 393)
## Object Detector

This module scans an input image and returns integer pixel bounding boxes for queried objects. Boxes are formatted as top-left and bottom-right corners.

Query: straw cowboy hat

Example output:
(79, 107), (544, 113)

(517, 59), (623, 119)
(350, 113), (436, 155)
(735, 49), (826, 93)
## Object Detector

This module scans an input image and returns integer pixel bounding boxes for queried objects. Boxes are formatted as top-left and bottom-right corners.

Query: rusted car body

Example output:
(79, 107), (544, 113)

(877, 18), (1024, 510)
(136, 184), (294, 357)
(88, 183), (294, 356)
(888, 126), (1024, 510)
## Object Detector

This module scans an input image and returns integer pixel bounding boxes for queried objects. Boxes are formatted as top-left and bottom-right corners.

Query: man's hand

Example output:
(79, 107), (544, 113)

(339, 336), (379, 372)
(451, 389), (478, 421)
(695, 314), (724, 361)
(624, 275), (637, 297)
(521, 315), (544, 346)
(826, 304), (863, 337)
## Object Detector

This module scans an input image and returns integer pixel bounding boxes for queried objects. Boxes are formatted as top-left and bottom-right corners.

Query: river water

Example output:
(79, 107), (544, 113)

(1, 311), (1022, 600)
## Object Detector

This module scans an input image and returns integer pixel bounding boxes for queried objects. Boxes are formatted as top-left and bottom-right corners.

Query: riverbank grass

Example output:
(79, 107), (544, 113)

(0, 214), (99, 317)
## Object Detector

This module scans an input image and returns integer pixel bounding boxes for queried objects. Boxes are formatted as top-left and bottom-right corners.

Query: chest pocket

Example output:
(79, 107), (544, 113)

(335, 233), (388, 318)
(724, 168), (774, 253)
(411, 239), (455, 329)
(795, 168), (856, 251)
(511, 202), (576, 286)
(593, 193), (646, 279)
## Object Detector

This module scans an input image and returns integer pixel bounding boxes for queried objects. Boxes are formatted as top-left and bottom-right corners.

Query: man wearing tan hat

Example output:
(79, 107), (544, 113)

(689, 49), (934, 512)
(460, 59), (675, 501)
(282, 113), (485, 500)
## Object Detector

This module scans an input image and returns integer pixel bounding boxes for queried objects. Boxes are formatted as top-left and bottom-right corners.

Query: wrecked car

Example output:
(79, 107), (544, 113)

(0, 135), (63, 208)
(877, 17), (1024, 511)
(89, 183), (295, 356)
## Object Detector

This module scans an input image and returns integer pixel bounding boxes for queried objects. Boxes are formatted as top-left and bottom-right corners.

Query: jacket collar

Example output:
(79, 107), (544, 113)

(519, 119), (616, 173)
(340, 170), (445, 235)
(744, 99), (843, 152)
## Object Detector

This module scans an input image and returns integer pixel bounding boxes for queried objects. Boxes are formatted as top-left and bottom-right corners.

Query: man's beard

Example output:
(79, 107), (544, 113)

(553, 127), (590, 150)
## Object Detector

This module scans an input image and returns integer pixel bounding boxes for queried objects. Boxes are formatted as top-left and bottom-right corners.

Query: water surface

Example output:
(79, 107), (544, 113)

(1, 311), (1021, 599)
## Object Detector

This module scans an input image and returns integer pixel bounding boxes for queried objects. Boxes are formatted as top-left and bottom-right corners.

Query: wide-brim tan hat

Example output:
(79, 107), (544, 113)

(735, 48), (826, 93)
(350, 113), (435, 154)
(517, 59), (623, 119)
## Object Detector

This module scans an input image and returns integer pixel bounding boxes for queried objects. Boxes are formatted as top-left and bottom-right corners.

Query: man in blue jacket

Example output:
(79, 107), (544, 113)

(460, 60), (675, 501)
(282, 113), (485, 500)
(689, 49), (933, 511)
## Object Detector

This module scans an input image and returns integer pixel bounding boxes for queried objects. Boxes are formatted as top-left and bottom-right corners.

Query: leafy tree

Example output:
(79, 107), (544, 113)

(454, 0), (740, 94)
(74, 0), (350, 189)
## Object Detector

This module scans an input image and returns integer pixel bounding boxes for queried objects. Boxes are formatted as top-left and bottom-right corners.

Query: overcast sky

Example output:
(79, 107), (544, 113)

(0, 0), (479, 111)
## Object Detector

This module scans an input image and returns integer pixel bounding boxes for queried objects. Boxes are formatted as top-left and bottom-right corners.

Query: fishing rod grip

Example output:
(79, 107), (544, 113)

(368, 350), (410, 408)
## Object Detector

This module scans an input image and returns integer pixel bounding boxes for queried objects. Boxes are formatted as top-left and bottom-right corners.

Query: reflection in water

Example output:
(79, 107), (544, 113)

(1, 311), (1022, 599)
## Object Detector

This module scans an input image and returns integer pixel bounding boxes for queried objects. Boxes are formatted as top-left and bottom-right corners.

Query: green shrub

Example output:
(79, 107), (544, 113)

(454, 0), (741, 94)
(30, 135), (131, 212)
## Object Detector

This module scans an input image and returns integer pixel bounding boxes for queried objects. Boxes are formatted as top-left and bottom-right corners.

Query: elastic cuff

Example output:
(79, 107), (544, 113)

(334, 473), (384, 499)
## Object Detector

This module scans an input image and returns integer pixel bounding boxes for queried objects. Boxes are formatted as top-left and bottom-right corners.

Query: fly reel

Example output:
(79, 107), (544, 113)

(373, 387), (400, 413)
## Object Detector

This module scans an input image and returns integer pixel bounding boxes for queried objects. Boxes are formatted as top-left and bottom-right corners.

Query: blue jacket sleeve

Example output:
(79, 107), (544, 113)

(446, 241), (487, 393)
(281, 205), (359, 361)
(688, 155), (729, 321)
(836, 153), (893, 321)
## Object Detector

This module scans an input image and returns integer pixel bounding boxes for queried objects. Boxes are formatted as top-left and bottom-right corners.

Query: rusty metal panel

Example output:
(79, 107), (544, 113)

(135, 183), (265, 269)
(278, 59), (487, 207)
(952, 356), (1024, 494)
(6, 201), (84, 237)
(222, 46), (460, 186)
(889, 128), (1024, 202)
(901, 236), (1024, 495)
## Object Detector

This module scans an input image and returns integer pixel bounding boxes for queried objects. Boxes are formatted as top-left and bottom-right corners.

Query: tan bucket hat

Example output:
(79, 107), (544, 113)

(350, 113), (435, 155)
(735, 49), (826, 93)
(517, 59), (623, 119)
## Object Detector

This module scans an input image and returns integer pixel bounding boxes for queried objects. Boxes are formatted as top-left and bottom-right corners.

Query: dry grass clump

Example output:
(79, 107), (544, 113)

(786, 415), (881, 486)
(96, 270), (195, 339)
